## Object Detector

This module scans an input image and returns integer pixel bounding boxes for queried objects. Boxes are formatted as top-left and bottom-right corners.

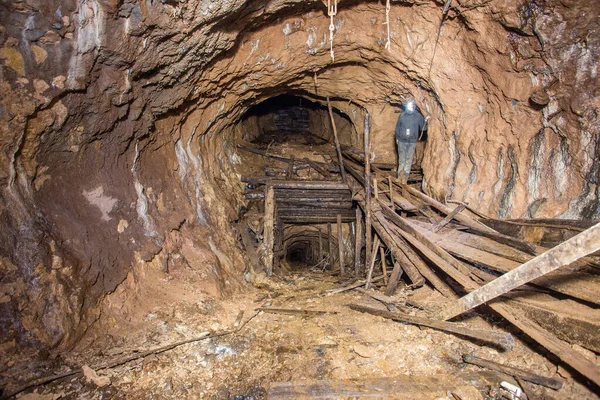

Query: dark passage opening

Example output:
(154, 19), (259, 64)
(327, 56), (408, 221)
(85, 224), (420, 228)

(239, 94), (354, 144)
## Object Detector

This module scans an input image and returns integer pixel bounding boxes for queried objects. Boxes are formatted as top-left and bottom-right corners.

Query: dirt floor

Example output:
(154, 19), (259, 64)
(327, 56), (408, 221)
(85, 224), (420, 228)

(2, 265), (599, 400)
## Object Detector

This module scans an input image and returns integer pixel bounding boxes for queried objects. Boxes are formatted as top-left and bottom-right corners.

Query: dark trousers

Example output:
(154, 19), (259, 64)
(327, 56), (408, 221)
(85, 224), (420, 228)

(396, 140), (417, 180)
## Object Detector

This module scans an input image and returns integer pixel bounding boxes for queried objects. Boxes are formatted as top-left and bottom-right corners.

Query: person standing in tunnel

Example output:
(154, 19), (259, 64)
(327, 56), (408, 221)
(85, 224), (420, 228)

(394, 99), (428, 183)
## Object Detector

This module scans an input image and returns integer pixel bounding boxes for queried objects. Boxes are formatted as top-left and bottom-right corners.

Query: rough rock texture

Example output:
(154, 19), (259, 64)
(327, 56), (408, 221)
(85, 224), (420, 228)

(0, 0), (598, 352)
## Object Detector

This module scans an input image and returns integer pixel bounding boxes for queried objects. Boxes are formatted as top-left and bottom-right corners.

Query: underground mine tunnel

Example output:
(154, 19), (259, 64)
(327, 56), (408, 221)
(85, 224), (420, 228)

(1, 0), (600, 399)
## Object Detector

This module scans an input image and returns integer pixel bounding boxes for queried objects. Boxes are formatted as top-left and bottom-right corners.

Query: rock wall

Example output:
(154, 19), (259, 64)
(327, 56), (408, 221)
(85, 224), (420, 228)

(0, 0), (598, 351)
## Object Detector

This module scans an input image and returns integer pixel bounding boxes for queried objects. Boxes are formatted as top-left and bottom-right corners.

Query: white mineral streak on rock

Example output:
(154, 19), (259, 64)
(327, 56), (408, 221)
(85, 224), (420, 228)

(83, 186), (117, 221)
(175, 133), (209, 226)
(67, 0), (104, 89)
(131, 142), (157, 236)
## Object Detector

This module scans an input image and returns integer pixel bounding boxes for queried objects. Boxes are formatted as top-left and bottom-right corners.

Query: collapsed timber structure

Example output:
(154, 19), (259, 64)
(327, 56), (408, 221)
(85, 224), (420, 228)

(237, 127), (600, 392)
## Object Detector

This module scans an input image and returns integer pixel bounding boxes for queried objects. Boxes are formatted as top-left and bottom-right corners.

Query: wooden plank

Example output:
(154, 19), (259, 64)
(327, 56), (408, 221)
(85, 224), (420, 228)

(264, 185), (275, 276)
(398, 182), (496, 234)
(385, 260), (405, 296)
(268, 375), (471, 399)
(411, 220), (600, 304)
(325, 274), (386, 294)
(432, 203), (467, 233)
(506, 293), (600, 353)
(371, 214), (424, 287)
(350, 190), (425, 288)
(376, 200), (479, 288)
(384, 224), (456, 298)
(337, 214), (345, 276)
(442, 228), (532, 263)
(258, 308), (337, 317)
(349, 304), (514, 350)
(490, 302), (600, 387)
(463, 355), (563, 390)
(396, 180), (541, 254)
(271, 181), (350, 190)
(280, 216), (355, 223)
(439, 222), (600, 321)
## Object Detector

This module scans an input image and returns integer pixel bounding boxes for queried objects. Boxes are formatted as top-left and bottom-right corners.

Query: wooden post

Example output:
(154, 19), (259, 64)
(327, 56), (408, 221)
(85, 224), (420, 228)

(354, 207), (362, 277)
(363, 111), (372, 286)
(365, 236), (381, 289)
(380, 246), (388, 285)
(440, 222), (600, 321)
(264, 185), (275, 276)
(318, 229), (323, 261)
(328, 223), (333, 267)
(374, 178), (378, 199)
(326, 97), (347, 184)
(388, 176), (394, 208)
(286, 157), (295, 179)
(337, 214), (344, 276)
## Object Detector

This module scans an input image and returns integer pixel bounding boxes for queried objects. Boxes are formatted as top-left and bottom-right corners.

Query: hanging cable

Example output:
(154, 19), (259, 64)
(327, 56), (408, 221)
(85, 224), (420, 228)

(328, 0), (337, 61)
(384, 0), (391, 50)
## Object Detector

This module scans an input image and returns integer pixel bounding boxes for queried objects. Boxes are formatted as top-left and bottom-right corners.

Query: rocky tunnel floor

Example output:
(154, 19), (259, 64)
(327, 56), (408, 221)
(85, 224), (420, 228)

(3, 270), (596, 400)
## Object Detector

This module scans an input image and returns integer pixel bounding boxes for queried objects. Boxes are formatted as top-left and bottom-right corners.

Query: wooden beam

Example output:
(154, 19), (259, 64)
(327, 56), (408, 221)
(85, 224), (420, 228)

(490, 302), (600, 387)
(462, 355), (563, 390)
(349, 304), (514, 351)
(363, 112), (372, 293)
(439, 222), (600, 321)
(271, 181), (350, 190)
(384, 224), (455, 298)
(373, 215), (425, 287)
(264, 185), (275, 276)
(327, 97), (347, 184)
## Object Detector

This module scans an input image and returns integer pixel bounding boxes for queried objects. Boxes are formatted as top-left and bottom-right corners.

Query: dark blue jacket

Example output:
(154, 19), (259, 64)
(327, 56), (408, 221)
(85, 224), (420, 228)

(395, 110), (426, 143)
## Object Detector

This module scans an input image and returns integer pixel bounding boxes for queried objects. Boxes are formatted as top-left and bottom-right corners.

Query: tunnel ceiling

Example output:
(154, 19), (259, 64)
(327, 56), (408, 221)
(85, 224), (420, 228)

(0, 0), (599, 350)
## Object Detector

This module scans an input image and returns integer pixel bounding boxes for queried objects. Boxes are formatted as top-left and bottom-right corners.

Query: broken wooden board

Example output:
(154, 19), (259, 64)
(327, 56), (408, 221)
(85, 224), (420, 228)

(440, 221), (600, 320)
(505, 293), (600, 353)
(463, 354), (563, 390)
(489, 302), (600, 388)
(349, 304), (514, 350)
(258, 308), (338, 317)
(411, 220), (600, 305)
(268, 374), (483, 399)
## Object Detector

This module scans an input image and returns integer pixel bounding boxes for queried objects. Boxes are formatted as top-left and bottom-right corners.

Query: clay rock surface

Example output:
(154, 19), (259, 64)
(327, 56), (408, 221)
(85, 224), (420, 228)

(0, 0), (598, 351)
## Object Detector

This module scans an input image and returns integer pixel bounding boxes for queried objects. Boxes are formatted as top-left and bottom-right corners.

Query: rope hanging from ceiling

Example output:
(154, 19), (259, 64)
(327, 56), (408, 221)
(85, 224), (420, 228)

(384, 0), (391, 50)
(327, 0), (338, 61)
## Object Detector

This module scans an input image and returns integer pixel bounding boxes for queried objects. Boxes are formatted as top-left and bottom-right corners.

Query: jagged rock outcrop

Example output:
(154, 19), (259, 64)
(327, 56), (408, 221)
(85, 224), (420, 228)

(0, 0), (598, 351)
